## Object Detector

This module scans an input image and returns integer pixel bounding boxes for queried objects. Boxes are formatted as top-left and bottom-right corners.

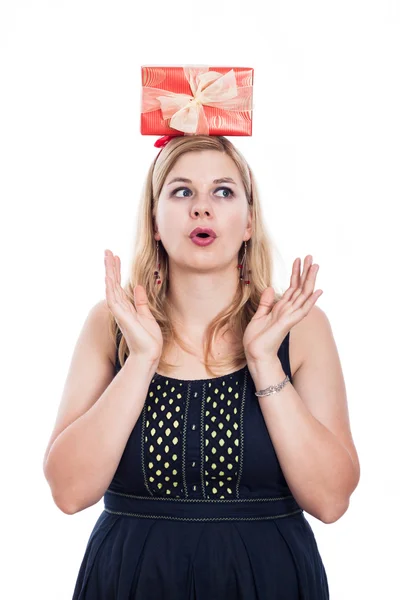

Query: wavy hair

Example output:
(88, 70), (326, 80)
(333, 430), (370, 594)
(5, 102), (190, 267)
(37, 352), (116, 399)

(108, 135), (284, 378)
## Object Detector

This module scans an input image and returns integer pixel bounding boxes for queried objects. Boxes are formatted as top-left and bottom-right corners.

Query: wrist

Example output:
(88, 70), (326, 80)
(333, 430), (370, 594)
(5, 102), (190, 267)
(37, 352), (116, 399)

(246, 356), (287, 392)
(125, 354), (159, 375)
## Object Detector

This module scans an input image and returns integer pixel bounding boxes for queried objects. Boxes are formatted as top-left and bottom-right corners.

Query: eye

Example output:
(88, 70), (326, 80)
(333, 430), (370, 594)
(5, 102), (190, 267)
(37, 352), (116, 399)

(171, 186), (235, 198)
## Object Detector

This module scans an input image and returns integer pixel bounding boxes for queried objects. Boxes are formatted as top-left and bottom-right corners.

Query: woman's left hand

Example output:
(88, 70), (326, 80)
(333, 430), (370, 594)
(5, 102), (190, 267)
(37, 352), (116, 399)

(243, 255), (323, 363)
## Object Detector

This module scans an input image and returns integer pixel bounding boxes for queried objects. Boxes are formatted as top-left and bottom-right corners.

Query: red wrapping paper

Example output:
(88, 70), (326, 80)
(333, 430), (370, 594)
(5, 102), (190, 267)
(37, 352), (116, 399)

(140, 65), (254, 136)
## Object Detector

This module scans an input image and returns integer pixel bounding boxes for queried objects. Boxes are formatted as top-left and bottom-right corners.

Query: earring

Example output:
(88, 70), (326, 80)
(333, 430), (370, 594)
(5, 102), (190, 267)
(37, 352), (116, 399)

(237, 240), (251, 285)
(154, 240), (161, 285)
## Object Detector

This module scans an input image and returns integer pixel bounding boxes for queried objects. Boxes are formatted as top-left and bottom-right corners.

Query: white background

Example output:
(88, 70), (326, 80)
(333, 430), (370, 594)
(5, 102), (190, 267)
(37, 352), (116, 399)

(1, 1), (399, 598)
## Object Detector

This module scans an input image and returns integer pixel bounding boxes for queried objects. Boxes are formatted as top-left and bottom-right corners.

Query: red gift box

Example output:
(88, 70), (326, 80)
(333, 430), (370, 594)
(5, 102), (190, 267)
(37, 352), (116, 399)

(140, 65), (254, 136)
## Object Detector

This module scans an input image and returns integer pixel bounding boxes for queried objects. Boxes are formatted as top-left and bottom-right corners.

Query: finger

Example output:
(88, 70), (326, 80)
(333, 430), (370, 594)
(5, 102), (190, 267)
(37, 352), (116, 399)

(285, 257), (301, 302)
(300, 255), (313, 287)
(104, 251), (117, 305)
(111, 254), (124, 305)
(292, 264), (319, 311)
(290, 255), (313, 304)
(252, 287), (275, 319)
(115, 255), (122, 286)
(294, 288), (323, 318)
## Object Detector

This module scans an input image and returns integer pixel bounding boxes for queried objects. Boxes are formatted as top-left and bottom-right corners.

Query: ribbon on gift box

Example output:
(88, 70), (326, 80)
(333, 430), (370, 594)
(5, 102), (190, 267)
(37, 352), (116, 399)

(141, 66), (253, 135)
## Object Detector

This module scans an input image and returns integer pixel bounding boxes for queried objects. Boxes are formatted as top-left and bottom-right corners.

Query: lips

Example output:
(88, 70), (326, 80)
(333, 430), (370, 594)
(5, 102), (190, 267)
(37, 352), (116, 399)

(189, 227), (217, 238)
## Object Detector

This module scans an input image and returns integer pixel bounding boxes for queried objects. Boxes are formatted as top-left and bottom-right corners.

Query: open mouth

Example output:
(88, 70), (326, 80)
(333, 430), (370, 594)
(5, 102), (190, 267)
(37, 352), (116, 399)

(196, 233), (210, 238)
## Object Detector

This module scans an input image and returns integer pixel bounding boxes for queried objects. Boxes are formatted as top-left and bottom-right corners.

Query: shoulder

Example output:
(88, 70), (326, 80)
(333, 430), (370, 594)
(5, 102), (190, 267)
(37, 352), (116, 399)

(88, 299), (116, 367)
(288, 304), (330, 376)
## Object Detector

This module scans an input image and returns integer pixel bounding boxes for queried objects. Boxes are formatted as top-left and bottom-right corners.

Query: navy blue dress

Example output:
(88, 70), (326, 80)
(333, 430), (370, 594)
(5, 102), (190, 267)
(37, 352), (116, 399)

(72, 331), (330, 599)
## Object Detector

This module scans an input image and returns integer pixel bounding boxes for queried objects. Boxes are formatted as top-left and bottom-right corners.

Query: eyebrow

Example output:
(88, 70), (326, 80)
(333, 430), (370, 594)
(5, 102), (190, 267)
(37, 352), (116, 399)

(167, 177), (237, 186)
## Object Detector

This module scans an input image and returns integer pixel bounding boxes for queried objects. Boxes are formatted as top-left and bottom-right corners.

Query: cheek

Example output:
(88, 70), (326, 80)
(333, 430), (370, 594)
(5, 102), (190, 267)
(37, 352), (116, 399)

(225, 213), (247, 235)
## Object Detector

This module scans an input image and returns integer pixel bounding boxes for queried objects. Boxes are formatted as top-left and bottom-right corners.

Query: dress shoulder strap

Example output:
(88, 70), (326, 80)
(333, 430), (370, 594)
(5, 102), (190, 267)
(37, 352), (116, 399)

(114, 328), (122, 376)
(277, 331), (293, 383)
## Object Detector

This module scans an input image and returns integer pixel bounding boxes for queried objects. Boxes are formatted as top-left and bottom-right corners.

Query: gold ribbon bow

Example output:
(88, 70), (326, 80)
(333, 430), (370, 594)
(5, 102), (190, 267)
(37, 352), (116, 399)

(141, 66), (253, 135)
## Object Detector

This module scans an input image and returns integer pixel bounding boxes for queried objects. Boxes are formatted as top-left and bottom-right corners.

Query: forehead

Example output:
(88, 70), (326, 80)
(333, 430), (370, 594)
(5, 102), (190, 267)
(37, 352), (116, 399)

(165, 150), (241, 185)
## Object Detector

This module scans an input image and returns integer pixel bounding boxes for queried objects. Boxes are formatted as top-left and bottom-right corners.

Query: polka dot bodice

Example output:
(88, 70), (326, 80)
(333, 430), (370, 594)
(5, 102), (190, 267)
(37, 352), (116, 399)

(143, 367), (246, 499)
(109, 333), (294, 502)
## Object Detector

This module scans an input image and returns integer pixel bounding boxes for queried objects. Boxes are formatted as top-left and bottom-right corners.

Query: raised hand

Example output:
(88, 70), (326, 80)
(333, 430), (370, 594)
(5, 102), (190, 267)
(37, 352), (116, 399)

(242, 255), (323, 363)
(104, 249), (163, 363)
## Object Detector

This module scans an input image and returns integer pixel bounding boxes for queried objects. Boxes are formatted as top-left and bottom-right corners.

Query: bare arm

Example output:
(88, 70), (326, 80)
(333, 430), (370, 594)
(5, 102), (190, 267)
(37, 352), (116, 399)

(44, 355), (157, 515)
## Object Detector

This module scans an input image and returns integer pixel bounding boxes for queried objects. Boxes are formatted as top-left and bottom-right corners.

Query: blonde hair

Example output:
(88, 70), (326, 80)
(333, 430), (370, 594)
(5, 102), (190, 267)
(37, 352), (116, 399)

(109, 135), (284, 378)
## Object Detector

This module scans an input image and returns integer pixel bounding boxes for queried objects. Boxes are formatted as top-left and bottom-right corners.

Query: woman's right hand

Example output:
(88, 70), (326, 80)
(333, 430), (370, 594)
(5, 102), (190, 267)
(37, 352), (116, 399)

(104, 249), (163, 364)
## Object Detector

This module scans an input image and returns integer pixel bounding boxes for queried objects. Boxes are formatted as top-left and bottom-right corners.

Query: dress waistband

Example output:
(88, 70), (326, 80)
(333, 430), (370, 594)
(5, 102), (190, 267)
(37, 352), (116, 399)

(104, 489), (304, 522)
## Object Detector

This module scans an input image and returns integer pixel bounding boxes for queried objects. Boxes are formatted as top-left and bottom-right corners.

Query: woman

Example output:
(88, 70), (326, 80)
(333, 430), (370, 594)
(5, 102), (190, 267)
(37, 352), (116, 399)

(43, 135), (360, 599)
